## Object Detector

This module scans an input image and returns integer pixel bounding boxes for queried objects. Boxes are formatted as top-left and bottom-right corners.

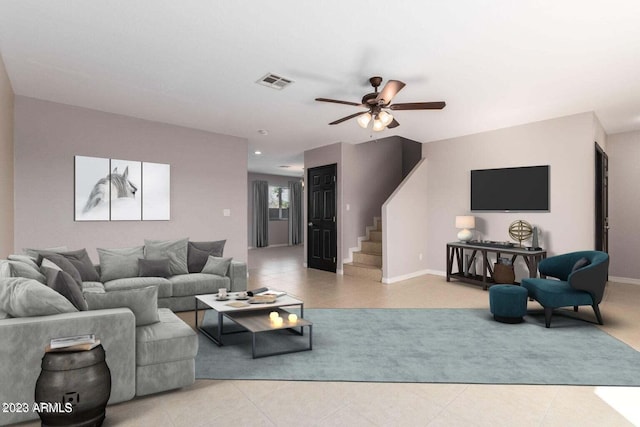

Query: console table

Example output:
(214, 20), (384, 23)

(446, 242), (546, 290)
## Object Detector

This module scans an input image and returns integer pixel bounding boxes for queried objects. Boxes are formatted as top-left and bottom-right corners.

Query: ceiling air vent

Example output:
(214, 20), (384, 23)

(256, 73), (294, 90)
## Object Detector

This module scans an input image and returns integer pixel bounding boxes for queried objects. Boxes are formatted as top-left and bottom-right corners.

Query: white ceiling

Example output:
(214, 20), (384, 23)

(1, 1), (640, 177)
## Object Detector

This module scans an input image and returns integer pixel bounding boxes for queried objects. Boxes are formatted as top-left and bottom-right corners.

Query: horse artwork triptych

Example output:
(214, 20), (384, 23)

(74, 156), (170, 221)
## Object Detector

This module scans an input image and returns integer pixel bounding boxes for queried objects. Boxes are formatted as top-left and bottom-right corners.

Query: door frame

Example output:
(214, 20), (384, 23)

(594, 142), (608, 252)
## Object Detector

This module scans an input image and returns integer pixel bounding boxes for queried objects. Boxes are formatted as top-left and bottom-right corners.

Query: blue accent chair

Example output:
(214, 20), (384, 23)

(521, 251), (609, 328)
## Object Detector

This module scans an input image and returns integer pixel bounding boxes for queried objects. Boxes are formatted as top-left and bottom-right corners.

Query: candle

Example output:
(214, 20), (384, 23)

(269, 311), (279, 320)
(273, 317), (283, 327)
(288, 313), (298, 324)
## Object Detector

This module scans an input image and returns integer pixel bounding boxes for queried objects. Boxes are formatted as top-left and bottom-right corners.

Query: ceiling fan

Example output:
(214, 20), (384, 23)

(315, 76), (446, 131)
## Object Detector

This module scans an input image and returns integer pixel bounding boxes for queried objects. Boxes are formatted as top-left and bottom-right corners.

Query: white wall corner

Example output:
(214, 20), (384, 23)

(337, 268), (344, 275)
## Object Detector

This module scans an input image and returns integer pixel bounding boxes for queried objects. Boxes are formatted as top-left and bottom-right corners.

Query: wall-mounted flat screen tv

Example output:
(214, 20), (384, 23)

(471, 165), (549, 211)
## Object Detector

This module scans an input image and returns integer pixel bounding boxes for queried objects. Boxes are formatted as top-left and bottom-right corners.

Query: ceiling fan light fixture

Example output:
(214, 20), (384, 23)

(378, 110), (393, 127)
(372, 117), (386, 132)
(357, 112), (372, 129)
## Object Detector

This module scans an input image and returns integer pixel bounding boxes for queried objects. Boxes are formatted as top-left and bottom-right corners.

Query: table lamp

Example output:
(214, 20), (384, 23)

(455, 215), (475, 242)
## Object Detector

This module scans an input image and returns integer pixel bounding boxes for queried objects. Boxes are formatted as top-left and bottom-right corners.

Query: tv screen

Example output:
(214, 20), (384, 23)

(471, 165), (549, 211)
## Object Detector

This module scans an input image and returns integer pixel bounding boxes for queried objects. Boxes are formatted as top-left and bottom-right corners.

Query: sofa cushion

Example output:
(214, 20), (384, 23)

(0, 277), (78, 317)
(138, 258), (171, 278)
(42, 267), (88, 311)
(104, 277), (172, 298)
(98, 246), (144, 282)
(144, 238), (189, 276)
(201, 256), (233, 276)
(187, 240), (226, 273)
(85, 286), (159, 326)
(82, 281), (106, 294)
(136, 308), (197, 366)
(8, 260), (46, 283)
(168, 273), (230, 297)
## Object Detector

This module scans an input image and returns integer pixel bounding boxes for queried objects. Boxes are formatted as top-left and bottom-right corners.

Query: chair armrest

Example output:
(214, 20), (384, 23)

(0, 309), (136, 425)
(227, 261), (247, 292)
(569, 257), (609, 304)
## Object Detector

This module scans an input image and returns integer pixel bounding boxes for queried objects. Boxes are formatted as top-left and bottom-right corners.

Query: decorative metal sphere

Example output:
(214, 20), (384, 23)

(508, 220), (533, 246)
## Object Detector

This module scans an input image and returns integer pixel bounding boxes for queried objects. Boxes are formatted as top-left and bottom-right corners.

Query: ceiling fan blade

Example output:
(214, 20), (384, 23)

(387, 118), (400, 129)
(376, 80), (406, 105)
(329, 111), (368, 125)
(389, 101), (446, 111)
(315, 98), (363, 107)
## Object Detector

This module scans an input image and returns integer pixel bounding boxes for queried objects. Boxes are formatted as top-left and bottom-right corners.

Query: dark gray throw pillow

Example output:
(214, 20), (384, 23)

(187, 240), (226, 273)
(138, 258), (171, 278)
(571, 257), (591, 272)
(43, 267), (88, 311)
(41, 253), (83, 287)
(58, 249), (100, 282)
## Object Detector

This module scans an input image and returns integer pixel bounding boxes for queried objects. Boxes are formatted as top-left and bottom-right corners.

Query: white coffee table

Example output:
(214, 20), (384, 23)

(195, 292), (309, 357)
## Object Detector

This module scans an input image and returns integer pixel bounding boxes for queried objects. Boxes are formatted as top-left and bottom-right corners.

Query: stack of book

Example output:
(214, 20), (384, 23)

(46, 334), (101, 352)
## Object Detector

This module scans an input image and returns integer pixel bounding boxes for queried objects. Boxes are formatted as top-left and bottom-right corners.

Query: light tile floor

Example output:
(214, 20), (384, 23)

(20, 246), (640, 426)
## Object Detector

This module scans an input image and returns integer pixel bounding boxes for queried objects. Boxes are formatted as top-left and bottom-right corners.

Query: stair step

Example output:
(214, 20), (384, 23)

(369, 230), (382, 242)
(361, 241), (382, 255)
(343, 262), (382, 282)
(353, 251), (382, 267)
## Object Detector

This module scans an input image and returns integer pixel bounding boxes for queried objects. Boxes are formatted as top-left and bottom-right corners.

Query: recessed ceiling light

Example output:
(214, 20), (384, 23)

(279, 165), (291, 168)
(257, 129), (269, 135)
(254, 151), (262, 155)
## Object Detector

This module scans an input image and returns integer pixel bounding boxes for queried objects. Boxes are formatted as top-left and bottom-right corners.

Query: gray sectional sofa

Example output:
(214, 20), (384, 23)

(0, 238), (248, 425)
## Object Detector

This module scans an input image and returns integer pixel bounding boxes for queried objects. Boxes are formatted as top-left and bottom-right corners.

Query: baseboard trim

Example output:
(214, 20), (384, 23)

(609, 276), (640, 286)
(382, 269), (432, 284)
(337, 269), (343, 275)
(426, 269), (447, 277)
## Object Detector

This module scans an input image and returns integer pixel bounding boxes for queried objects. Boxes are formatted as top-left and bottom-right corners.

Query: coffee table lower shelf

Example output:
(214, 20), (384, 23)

(225, 308), (313, 359)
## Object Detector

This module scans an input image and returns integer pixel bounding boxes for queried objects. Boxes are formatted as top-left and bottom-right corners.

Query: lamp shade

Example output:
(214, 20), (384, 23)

(357, 113), (372, 129)
(455, 215), (475, 229)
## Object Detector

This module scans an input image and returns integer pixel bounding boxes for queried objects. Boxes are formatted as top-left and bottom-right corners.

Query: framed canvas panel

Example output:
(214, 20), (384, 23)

(109, 159), (142, 221)
(75, 156), (110, 221)
(142, 162), (170, 221)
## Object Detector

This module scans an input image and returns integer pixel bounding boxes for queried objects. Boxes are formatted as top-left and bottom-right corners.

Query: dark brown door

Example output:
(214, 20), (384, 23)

(595, 143), (609, 252)
(307, 164), (337, 272)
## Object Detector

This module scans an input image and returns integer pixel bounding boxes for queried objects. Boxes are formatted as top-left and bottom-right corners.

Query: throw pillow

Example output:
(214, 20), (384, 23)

(97, 246), (145, 282)
(0, 277), (78, 317)
(187, 240), (226, 273)
(138, 258), (171, 278)
(571, 257), (591, 272)
(84, 286), (159, 326)
(7, 254), (39, 269)
(23, 246), (68, 264)
(144, 238), (189, 276)
(40, 253), (84, 287)
(42, 267), (88, 311)
(201, 255), (233, 276)
(0, 261), (12, 279)
(7, 260), (46, 283)
(57, 249), (100, 282)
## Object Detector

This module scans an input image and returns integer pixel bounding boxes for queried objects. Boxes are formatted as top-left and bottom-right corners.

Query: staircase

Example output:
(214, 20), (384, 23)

(343, 218), (383, 281)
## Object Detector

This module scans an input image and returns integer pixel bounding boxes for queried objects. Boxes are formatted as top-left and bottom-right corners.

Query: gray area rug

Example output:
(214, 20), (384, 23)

(195, 308), (640, 385)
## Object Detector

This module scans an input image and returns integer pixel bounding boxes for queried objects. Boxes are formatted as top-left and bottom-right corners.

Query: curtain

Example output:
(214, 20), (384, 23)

(252, 180), (269, 248)
(288, 180), (303, 245)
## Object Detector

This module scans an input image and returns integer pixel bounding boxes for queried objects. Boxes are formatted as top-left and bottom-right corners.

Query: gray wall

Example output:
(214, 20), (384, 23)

(14, 97), (248, 262)
(0, 54), (14, 258)
(401, 137), (422, 178)
(247, 172), (300, 247)
(422, 112), (603, 277)
(607, 130), (640, 281)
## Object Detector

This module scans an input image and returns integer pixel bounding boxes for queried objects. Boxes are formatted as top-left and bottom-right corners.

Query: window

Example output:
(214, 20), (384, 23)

(269, 186), (289, 220)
